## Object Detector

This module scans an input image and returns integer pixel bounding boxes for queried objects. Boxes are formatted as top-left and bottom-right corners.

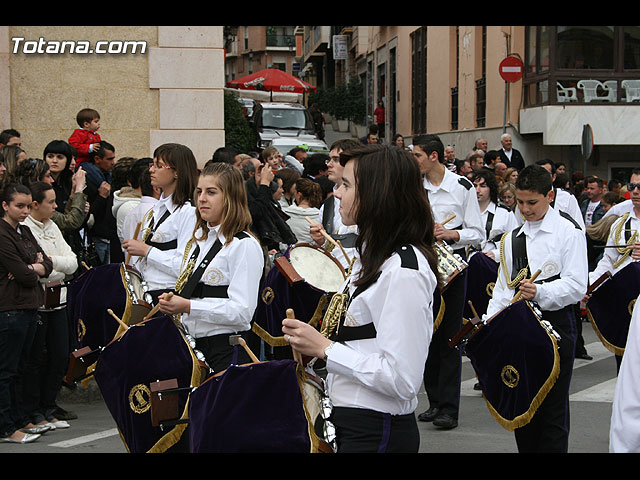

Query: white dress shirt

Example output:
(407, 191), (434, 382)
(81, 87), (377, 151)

(139, 193), (196, 291)
(476, 201), (518, 262)
(610, 293), (640, 452)
(589, 210), (640, 285)
(605, 199), (634, 218)
(121, 196), (159, 247)
(178, 225), (264, 339)
(325, 244), (437, 415)
(485, 205), (588, 319)
(423, 169), (485, 251)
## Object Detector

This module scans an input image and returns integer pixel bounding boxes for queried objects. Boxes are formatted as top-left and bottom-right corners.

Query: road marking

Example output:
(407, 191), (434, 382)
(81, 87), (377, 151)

(570, 378), (617, 403)
(49, 428), (119, 448)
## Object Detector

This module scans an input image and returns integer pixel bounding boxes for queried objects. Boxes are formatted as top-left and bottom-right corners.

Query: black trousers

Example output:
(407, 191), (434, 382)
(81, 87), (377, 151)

(194, 330), (252, 374)
(424, 270), (466, 419)
(514, 306), (576, 453)
(331, 407), (419, 453)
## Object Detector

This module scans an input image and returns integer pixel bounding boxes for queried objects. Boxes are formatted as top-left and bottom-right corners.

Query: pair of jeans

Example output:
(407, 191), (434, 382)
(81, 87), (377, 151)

(0, 309), (38, 437)
(23, 308), (69, 424)
(90, 236), (111, 265)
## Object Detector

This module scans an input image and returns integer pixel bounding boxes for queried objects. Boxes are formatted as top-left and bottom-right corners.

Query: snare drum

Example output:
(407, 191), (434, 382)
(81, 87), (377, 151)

(435, 241), (468, 291)
(253, 244), (346, 347)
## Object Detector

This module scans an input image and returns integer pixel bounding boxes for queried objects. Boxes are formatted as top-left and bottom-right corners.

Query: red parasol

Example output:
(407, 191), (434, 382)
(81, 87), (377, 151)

(226, 68), (316, 94)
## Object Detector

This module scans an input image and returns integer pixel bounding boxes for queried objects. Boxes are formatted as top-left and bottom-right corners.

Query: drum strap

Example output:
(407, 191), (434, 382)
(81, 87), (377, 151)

(331, 245), (419, 342)
(322, 195), (335, 234)
(330, 232), (358, 249)
(144, 210), (176, 251)
(485, 212), (494, 240)
(180, 232), (249, 300)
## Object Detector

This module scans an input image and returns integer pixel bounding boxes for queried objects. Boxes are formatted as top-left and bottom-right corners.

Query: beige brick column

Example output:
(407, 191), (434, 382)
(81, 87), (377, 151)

(0, 27), (11, 130)
(149, 26), (225, 167)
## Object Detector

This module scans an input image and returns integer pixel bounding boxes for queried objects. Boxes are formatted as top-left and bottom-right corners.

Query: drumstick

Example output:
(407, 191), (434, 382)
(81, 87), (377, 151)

(511, 269), (542, 304)
(286, 308), (304, 365)
(143, 291), (174, 321)
(305, 216), (352, 265)
(467, 300), (480, 319)
(229, 335), (260, 364)
(124, 221), (143, 266)
(441, 214), (456, 226)
(107, 308), (129, 331)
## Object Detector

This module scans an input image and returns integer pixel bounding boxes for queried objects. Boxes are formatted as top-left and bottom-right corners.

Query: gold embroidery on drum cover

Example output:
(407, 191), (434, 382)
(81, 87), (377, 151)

(261, 287), (275, 305)
(501, 365), (519, 388)
(129, 384), (152, 414)
(486, 282), (495, 298)
(77, 318), (86, 342)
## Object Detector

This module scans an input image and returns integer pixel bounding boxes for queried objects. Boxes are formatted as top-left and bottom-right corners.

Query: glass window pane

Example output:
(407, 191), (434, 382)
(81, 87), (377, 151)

(526, 26), (537, 74)
(556, 26), (614, 69)
(624, 26), (640, 69)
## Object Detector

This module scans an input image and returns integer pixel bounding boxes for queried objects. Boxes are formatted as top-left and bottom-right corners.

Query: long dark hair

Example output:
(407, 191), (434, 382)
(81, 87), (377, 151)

(339, 144), (440, 288)
(153, 143), (199, 207)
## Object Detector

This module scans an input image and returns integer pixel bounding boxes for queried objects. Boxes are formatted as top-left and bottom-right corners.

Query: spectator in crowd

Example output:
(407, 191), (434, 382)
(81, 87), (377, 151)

(474, 138), (488, 153)
(498, 133), (525, 170)
(0, 152), (5, 183)
(374, 100), (385, 139)
(120, 159), (160, 248)
(555, 162), (567, 176)
(455, 158), (472, 179)
(360, 124), (378, 145)
(209, 146), (242, 169)
(482, 149), (500, 173)
(468, 151), (485, 172)
(282, 177), (323, 244)
(82, 141), (117, 265)
(580, 176), (606, 227)
(68, 108), (102, 166)
(0, 129), (21, 148)
(503, 166), (519, 185)
(601, 191), (625, 213)
(494, 161), (508, 181)
(392, 134), (405, 149)
(499, 182), (517, 211)
(22, 181), (77, 433)
(0, 183), (53, 444)
(111, 157), (142, 252)
(608, 178), (623, 195)
(303, 153), (334, 201)
(310, 103), (325, 141)
(275, 168), (300, 209)
(0, 145), (28, 186)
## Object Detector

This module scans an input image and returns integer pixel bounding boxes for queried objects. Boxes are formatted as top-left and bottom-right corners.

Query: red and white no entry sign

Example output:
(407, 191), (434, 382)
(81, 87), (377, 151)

(499, 56), (523, 83)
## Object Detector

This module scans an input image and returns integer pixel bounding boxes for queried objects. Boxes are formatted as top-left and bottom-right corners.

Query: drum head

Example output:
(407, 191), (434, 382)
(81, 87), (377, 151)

(289, 244), (345, 293)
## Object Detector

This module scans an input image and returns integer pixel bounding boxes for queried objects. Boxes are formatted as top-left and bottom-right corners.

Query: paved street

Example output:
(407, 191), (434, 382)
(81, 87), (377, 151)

(0, 318), (617, 454)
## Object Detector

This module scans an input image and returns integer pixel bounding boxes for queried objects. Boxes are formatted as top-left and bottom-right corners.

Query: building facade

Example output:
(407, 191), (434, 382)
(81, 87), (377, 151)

(297, 25), (640, 182)
(0, 26), (226, 167)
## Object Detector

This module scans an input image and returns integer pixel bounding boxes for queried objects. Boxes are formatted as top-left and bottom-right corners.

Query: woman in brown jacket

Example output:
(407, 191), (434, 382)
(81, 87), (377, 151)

(0, 183), (53, 443)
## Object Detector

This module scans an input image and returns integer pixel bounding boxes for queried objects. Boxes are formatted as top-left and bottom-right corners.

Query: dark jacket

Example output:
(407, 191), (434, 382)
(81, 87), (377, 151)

(83, 161), (117, 241)
(245, 178), (297, 250)
(499, 148), (525, 171)
(580, 198), (606, 226)
(0, 219), (54, 311)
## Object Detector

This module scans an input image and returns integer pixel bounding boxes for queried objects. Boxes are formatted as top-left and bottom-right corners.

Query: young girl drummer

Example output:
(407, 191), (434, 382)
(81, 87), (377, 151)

(157, 162), (264, 373)
(282, 144), (440, 453)
(122, 143), (199, 304)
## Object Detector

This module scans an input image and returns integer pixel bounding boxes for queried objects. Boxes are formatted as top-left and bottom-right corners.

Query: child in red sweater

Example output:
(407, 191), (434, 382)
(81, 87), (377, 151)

(68, 108), (102, 166)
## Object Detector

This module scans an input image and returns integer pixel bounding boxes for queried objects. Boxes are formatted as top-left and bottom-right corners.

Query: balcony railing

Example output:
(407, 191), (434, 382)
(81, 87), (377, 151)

(525, 75), (640, 106)
(266, 34), (295, 48)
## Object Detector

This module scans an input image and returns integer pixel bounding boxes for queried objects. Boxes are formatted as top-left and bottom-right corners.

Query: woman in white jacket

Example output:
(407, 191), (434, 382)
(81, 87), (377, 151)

(282, 177), (323, 244)
(22, 182), (78, 432)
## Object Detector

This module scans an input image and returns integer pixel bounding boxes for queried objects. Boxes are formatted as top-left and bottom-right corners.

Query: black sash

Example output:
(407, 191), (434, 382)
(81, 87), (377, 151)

(322, 195), (335, 234)
(180, 232), (249, 300)
(485, 211), (494, 241)
(145, 209), (176, 251)
(511, 227), (561, 286)
(330, 245), (419, 342)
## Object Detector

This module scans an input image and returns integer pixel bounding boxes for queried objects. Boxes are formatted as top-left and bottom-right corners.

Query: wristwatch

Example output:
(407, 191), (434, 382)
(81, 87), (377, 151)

(323, 341), (336, 360)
